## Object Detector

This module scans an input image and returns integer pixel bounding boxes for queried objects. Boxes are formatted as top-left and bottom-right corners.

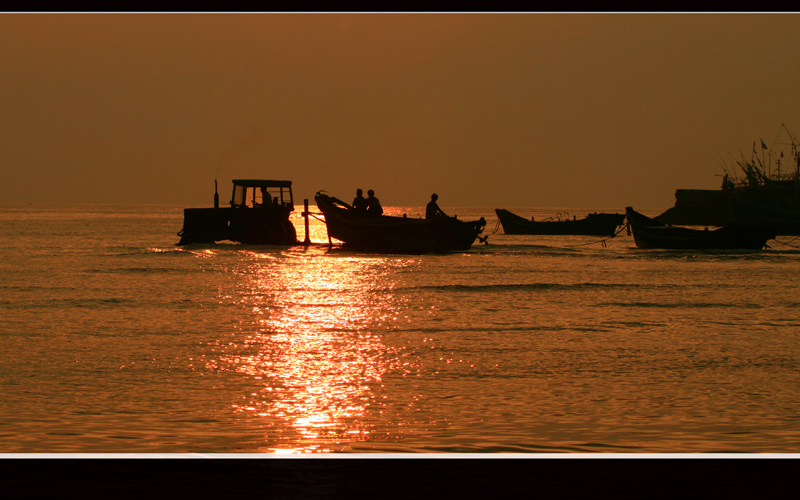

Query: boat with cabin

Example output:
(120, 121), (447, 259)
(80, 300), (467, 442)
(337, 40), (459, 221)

(177, 179), (297, 245)
(495, 209), (626, 236)
(656, 124), (800, 229)
(314, 191), (487, 253)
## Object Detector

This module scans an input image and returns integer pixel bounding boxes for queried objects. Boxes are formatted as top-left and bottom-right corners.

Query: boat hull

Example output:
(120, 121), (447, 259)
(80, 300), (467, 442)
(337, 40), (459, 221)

(495, 209), (625, 236)
(316, 192), (486, 253)
(626, 207), (775, 250)
(178, 207), (297, 245)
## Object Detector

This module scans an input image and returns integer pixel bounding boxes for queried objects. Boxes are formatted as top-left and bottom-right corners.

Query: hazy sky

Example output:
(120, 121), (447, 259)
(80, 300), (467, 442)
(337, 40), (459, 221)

(2, 12), (799, 209)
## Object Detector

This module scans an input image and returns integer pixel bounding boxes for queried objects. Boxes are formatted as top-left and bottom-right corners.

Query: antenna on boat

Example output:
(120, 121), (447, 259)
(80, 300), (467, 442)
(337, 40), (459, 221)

(780, 123), (800, 179)
(214, 179), (219, 208)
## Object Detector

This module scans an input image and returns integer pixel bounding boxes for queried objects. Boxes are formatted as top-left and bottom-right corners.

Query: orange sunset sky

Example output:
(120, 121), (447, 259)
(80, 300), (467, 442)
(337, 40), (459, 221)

(2, 12), (799, 209)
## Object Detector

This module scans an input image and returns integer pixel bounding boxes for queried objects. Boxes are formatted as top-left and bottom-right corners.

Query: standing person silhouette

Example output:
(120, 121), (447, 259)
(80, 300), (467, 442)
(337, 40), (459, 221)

(426, 193), (446, 219)
(366, 189), (383, 216)
(352, 188), (367, 214)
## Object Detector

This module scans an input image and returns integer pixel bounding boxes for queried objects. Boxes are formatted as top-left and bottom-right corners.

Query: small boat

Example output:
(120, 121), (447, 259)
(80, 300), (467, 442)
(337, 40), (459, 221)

(495, 208), (626, 236)
(177, 179), (297, 245)
(315, 191), (487, 253)
(625, 207), (775, 250)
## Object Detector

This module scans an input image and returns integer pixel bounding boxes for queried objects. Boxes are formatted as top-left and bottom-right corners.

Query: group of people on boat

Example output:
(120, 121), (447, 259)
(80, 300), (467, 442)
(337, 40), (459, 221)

(350, 189), (449, 220)
(351, 188), (383, 216)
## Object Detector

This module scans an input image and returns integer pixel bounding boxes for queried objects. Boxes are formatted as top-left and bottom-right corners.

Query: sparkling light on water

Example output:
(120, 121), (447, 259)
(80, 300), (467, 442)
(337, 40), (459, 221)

(218, 252), (409, 453)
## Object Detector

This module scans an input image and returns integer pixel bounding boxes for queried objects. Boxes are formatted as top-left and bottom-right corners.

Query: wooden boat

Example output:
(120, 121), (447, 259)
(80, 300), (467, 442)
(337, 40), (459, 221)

(177, 179), (297, 245)
(315, 191), (487, 253)
(495, 208), (625, 236)
(625, 207), (775, 250)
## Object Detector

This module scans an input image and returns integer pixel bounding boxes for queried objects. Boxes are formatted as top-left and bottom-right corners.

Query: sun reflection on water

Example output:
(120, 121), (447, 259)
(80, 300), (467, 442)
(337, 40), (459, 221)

(218, 249), (410, 453)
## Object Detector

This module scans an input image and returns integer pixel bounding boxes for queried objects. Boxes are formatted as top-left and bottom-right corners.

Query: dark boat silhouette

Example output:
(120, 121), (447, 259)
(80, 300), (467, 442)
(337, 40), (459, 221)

(657, 124), (800, 227)
(315, 191), (486, 254)
(495, 208), (625, 236)
(177, 179), (297, 245)
(626, 207), (775, 250)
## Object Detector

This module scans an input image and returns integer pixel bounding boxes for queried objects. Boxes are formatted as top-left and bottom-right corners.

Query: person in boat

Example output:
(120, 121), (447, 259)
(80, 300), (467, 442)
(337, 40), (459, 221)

(259, 187), (271, 207)
(366, 189), (383, 216)
(352, 188), (368, 215)
(426, 193), (447, 219)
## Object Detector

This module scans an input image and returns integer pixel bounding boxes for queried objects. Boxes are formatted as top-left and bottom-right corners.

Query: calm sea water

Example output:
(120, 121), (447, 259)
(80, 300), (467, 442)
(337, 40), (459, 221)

(2, 203), (800, 454)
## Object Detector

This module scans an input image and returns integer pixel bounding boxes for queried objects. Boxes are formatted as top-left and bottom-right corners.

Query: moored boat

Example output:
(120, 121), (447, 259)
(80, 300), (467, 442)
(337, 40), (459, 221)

(657, 124), (800, 226)
(626, 207), (775, 250)
(315, 191), (487, 253)
(495, 208), (626, 236)
(177, 179), (297, 245)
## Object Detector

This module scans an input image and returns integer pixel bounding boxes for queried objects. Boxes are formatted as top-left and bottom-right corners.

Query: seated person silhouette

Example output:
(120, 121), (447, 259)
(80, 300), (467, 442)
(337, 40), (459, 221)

(352, 188), (368, 214)
(366, 189), (383, 216)
(426, 193), (447, 219)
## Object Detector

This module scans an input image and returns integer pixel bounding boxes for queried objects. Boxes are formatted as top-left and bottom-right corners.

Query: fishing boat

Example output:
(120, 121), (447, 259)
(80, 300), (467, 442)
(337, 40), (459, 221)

(495, 208), (626, 236)
(657, 124), (800, 227)
(626, 207), (775, 250)
(314, 191), (487, 253)
(177, 179), (297, 245)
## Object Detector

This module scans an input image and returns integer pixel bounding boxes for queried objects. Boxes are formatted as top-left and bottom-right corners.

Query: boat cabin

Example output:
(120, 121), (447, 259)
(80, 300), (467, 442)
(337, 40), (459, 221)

(177, 178), (297, 246)
(230, 179), (294, 210)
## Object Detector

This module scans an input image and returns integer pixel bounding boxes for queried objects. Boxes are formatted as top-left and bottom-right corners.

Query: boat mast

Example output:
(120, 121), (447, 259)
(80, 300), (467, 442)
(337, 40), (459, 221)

(214, 179), (219, 208)
(784, 123), (800, 180)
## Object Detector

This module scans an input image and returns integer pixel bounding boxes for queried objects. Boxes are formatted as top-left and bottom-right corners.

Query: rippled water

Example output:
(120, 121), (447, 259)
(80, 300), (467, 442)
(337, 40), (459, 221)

(2, 203), (800, 453)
